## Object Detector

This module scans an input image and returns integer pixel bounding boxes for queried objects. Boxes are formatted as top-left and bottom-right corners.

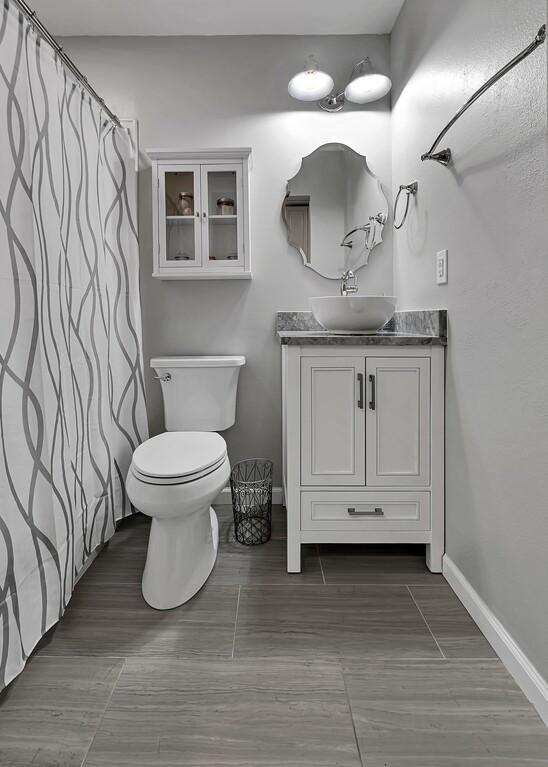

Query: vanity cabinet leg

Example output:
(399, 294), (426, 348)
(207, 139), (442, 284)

(426, 542), (443, 573)
(287, 538), (301, 573)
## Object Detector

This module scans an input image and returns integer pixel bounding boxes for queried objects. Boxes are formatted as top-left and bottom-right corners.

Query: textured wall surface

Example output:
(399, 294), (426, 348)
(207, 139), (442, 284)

(61, 35), (393, 484)
(391, 0), (548, 677)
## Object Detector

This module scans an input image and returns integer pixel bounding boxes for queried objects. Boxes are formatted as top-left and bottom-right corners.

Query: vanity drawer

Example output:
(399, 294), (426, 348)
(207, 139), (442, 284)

(301, 491), (430, 532)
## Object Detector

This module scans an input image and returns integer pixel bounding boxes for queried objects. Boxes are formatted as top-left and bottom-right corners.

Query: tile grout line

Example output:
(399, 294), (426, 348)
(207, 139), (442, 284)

(37, 653), (128, 661)
(341, 664), (365, 767)
(231, 584), (241, 660)
(316, 544), (326, 585)
(79, 657), (126, 767)
(216, 654), (489, 662)
(406, 585), (446, 660)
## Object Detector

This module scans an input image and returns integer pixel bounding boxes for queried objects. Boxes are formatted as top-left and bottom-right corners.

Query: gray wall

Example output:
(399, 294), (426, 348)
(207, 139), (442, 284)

(63, 14), (548, 679)
(61, 35), (393, 484)
(391, 0), (548, 677)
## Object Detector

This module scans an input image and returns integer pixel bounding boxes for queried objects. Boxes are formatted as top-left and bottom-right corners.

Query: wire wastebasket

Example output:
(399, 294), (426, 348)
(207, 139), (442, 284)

(230, 459), (273, 545)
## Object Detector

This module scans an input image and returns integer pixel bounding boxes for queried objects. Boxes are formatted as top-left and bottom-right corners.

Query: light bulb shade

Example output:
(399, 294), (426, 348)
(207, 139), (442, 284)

(344, 57), (392, 104)
(288, 59), (334, 102)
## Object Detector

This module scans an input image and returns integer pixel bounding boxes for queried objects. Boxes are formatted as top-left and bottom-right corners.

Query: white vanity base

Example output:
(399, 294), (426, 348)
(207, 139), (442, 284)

(282, 344), (445, 573)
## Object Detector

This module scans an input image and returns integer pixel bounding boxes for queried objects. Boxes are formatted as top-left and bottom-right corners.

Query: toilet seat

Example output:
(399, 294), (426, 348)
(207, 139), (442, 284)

(131, 431), (227, 486)
(131, 454), (227, 486)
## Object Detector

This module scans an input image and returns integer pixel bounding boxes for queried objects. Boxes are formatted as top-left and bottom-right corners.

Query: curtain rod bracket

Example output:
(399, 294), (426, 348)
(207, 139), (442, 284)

(421, 149), (452, 165)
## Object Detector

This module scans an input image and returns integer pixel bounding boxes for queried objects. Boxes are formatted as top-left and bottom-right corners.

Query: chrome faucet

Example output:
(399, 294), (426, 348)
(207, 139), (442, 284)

(340, 270), (358, 296)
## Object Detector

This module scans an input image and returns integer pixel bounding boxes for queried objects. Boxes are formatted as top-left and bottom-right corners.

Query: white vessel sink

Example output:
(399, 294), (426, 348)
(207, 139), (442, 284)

(310, 295), (397, 333)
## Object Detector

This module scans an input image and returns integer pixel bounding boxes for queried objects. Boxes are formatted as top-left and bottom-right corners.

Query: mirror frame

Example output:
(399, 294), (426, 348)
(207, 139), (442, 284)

(282, 142), (388, 280)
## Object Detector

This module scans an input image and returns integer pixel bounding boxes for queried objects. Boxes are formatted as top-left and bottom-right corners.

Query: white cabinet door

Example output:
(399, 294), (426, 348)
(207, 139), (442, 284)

(201, 163), (244, 268)
(301, 357), (366, 486)
(366, 357), (430, 486)
(158, 164), (202, 268)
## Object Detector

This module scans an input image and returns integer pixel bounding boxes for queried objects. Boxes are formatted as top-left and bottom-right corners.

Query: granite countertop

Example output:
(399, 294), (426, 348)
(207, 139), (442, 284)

(276, 310), (447, 346)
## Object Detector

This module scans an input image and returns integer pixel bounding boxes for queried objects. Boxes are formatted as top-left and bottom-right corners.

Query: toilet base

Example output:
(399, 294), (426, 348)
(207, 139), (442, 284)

(142, 507), (219, 610)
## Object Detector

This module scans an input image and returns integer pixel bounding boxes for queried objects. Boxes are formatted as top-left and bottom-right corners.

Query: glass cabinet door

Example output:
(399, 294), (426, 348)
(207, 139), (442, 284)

(159, 165), (202, 267)
(201, 164), (243, 267)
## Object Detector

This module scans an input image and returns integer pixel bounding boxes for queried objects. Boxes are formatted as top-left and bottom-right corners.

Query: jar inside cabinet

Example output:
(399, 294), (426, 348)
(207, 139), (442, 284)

(148, 148), (251, 280)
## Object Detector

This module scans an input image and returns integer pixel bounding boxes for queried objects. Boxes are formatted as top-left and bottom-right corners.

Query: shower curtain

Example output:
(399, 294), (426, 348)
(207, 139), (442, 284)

(0, 0), (148, 688)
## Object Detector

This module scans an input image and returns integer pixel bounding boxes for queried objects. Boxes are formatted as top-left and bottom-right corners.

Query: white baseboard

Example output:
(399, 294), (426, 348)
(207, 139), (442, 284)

(214, 485), (284, 506)
(443, 554), (548, 727)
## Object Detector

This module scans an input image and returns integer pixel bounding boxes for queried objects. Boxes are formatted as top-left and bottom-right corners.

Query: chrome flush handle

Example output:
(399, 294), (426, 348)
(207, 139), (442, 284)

(154, 372), (172, 383)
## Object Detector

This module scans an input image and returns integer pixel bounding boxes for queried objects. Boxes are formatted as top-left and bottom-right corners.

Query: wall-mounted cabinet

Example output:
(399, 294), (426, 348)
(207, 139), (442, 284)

(148, 148), (251, 280)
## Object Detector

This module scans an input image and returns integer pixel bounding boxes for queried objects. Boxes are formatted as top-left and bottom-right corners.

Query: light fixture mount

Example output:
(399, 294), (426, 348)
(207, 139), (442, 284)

(319, 93), (345, 113)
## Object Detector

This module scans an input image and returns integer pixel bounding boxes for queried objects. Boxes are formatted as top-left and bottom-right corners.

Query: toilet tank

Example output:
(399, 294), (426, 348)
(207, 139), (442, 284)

(151, 356), (245, 432)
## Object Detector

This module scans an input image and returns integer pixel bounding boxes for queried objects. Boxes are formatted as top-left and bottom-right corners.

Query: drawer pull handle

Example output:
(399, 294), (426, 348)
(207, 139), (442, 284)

(369, 374), (376, 410)
(357, 373), (364, 409)
(347, 507), (384, 517)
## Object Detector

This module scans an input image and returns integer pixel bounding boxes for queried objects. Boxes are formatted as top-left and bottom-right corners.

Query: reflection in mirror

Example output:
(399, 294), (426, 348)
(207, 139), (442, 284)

(282, 143), (388, 279)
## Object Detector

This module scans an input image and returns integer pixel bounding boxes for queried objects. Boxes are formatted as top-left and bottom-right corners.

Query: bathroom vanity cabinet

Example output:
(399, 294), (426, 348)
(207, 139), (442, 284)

(148, 148), (251, 280)
(281, 333), (445, 574)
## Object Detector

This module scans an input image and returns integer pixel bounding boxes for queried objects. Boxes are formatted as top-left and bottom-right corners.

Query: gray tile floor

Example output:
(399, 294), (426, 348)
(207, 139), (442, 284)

(1, 506), (547, 766)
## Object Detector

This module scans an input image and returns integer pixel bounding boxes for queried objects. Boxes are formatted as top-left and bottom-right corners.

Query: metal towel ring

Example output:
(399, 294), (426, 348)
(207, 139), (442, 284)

(393, 181), (418, 230)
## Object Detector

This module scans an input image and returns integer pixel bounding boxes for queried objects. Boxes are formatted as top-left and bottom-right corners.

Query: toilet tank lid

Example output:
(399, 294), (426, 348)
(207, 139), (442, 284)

(151, 355), (245, 369)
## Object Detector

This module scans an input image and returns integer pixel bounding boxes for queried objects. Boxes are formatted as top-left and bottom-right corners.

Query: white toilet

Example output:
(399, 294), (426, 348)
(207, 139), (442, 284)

(126, 355), (245, 609)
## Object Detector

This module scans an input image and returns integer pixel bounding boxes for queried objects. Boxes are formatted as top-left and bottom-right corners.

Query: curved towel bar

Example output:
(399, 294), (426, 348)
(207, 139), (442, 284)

(421, 25), (546, 166)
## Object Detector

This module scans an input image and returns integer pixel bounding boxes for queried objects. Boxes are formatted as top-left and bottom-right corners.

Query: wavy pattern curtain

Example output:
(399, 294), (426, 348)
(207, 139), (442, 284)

(0, 0), (148, 688)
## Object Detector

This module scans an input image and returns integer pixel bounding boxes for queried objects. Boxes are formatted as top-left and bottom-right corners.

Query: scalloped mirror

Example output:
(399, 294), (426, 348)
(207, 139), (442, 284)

(282, 143), (388, 279)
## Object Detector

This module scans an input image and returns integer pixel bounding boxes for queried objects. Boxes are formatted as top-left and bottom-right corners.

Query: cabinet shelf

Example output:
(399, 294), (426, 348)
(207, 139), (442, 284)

(209, 216), (238, 225)
(165, 215), (238, 225)
(152, 270), (252, 281)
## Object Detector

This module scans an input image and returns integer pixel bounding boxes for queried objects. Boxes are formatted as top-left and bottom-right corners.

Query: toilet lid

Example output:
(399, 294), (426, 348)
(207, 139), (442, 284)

(132, 432), (227, 479)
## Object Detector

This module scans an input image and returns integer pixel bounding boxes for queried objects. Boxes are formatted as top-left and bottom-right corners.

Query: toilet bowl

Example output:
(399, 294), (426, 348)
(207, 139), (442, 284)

(126, 356), (245, 609)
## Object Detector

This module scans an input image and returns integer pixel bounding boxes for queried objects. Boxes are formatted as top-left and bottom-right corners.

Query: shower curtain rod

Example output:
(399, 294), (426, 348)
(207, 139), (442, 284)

(11, 0), (122, 127)
(421, 24), (546, 165)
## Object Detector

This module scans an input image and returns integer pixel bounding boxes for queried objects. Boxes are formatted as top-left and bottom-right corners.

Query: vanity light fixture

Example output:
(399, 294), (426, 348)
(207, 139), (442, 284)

(288, 55), (391, 112)
(344, 58), (392, 104)
(287, 55), (334, 102)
